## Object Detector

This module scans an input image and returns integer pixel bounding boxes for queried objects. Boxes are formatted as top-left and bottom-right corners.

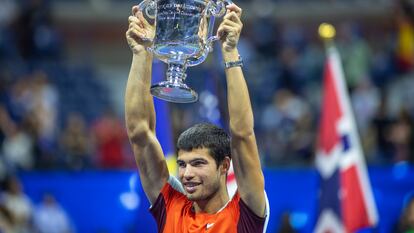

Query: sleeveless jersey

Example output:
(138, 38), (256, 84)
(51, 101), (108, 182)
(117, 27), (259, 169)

(150, 182), (267, 233)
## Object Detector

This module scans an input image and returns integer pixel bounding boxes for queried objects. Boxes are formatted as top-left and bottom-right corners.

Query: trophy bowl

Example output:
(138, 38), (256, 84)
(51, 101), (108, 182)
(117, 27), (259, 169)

(138, 0), (231, 103)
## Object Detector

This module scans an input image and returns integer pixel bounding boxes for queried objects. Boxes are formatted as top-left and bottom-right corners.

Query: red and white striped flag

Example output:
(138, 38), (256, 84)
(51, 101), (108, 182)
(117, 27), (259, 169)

(314, 45), (379, 233)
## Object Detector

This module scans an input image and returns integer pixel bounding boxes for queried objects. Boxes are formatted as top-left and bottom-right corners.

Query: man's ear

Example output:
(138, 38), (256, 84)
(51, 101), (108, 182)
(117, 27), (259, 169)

(221, 156), (231, 174)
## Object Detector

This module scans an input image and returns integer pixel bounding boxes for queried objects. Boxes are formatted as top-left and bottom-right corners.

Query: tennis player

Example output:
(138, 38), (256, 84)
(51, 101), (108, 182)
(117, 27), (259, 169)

(125, 3), (269, 232)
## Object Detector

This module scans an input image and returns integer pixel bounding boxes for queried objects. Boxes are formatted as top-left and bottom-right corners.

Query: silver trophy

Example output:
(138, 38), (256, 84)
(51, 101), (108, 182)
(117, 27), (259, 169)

(138, 0), (231, 103)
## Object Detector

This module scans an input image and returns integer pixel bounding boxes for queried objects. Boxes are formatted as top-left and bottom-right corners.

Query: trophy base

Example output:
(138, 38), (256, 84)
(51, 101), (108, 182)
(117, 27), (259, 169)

(151, 81), (198, 103)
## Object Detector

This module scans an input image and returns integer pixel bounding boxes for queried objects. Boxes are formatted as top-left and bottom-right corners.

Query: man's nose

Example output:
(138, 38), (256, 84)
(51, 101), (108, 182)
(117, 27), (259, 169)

(183, 165), (195, 179)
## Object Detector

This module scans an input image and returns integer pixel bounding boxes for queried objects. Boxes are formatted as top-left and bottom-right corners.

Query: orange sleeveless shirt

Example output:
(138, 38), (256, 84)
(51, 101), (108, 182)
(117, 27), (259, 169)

(150, 183), (266, 233)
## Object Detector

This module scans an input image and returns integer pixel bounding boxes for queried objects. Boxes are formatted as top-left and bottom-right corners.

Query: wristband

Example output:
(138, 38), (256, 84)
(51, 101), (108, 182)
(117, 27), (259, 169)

(224, 55), (243, 69)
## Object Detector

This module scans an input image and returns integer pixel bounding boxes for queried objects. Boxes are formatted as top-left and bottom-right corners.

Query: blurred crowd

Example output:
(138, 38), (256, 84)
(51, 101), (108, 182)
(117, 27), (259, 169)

(0, 0), (413, 177)
(247, 0), (414, 166)
(0, 0), (413, 232)
(0, 176), (73, 233)
(0, 0), (134, 177)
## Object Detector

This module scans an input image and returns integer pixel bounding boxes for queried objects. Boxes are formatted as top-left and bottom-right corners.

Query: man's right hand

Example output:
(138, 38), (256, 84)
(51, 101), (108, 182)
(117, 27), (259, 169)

(126, 6), (155, 54)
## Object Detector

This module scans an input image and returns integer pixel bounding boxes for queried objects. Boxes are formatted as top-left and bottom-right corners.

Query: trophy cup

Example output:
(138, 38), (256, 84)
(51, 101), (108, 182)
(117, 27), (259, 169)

(138, 0), (231, 103)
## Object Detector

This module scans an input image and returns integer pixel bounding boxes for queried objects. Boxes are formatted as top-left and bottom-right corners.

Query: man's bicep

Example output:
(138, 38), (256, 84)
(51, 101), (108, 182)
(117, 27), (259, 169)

(231, 135), (266, 217)
(132, 132), (169, 204)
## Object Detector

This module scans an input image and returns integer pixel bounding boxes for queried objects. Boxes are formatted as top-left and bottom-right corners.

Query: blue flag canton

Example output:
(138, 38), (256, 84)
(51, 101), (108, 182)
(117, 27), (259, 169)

(319, 170), (342, 219)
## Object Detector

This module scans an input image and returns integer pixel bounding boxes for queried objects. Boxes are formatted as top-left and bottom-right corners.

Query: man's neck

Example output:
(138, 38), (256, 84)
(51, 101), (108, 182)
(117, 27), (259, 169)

(192, 187), (230, 214)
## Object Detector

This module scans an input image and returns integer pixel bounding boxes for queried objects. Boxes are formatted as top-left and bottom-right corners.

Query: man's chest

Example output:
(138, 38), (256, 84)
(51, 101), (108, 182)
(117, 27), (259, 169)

(164, 207), (238, 233)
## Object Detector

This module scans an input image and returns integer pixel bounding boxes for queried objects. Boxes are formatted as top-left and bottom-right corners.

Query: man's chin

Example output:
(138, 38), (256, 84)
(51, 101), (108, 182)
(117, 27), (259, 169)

(186, 193), (202, 201)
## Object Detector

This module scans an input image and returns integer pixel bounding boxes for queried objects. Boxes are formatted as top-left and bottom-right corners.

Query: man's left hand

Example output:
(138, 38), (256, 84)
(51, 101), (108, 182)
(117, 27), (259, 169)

(217, 4), (243, 53)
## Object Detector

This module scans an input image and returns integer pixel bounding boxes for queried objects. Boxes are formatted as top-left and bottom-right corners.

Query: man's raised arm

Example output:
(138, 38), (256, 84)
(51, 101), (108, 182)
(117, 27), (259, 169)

(125, 7), (169, 204)
(218, 4), (266, 217)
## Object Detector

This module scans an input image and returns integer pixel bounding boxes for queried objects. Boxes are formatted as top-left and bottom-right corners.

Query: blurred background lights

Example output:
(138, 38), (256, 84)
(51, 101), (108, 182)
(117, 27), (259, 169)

(318, 23), (336, 39)
(120, 192), (140, 210)
(119, 173), (140, 210)
(129, 173), (138, 191)
(199, 90), (221, 123)
(393, 161), (410, 180)
(290, 212), (309, 230)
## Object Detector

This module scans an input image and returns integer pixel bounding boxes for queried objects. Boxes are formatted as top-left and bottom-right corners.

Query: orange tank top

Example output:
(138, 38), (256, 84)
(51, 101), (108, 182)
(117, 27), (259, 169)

(150, 182), (266, 233)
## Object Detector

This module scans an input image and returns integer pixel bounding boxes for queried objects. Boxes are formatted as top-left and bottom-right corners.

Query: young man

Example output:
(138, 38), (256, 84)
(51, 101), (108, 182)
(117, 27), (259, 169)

(125, 3), (268, 232)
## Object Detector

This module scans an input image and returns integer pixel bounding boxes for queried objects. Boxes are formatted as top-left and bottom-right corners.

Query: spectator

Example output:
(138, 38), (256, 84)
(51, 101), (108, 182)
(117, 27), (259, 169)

(396, 195), (414, 232)
(0, 0), (18, 60)
(12, 0), (61, 60)
(0, 203), (16, 233)
(30, 70), (59, 143)
(59, 113), (92, 170)
(337, 22), (372, 90)
(33, 193), (73, 233)
(371, 96), (394, 164)
(1, 123), (34, 171)
(389, 109), (414, 163)
(0, 176), (33, 233)
(259, 89), (312, 166)
(351, 79), (381, 134)
(91, 109), (128, 169)
(0, 0), (17, 29)
(277, 212), (296, 233)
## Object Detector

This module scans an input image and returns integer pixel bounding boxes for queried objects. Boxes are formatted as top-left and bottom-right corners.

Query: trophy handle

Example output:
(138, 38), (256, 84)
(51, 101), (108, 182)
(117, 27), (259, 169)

(136, 0), (156, 48)
(207, 0), (233, 41)
(137, 0), (156, 20)
(187, 0), (233, 67)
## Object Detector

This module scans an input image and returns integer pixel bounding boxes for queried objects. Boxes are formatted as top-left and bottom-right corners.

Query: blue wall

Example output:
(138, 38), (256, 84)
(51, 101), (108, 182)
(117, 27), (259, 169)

(19, 165), (414, 233)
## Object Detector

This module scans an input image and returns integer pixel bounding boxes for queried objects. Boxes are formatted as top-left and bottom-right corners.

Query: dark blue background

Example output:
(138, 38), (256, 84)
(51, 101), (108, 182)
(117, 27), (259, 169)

(19, 165), (414, 233)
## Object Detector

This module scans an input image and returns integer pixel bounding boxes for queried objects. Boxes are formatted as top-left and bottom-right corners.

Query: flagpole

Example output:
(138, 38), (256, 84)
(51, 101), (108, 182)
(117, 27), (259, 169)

(318, 23), (336, 50)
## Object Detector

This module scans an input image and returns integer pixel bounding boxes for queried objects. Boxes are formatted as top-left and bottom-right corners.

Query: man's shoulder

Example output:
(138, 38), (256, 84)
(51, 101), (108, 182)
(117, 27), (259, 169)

(166, 176), (185, 194)
(159, 177), (188, 204)
(150, 180), (189, 213)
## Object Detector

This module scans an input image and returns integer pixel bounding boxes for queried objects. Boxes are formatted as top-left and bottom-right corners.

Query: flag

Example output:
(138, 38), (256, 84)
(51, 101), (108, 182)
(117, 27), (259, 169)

(314, 45), (378, 233)
(396, 7), (414, 72)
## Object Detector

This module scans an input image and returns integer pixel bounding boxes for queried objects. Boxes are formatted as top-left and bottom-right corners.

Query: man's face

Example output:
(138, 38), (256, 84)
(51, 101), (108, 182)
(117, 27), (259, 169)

(177, 148), (224, 202)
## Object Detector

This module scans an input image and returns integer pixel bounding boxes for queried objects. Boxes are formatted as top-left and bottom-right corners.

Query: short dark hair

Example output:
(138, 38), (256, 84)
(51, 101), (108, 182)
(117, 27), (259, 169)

(177, 123), (231, 166)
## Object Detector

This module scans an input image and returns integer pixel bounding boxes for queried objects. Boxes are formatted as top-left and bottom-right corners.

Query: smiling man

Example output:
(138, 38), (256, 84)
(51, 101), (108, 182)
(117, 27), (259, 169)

(125, 3), (269, 233)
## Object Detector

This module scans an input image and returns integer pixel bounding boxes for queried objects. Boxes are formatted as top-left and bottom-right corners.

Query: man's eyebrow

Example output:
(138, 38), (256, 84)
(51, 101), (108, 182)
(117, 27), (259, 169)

(176, 158), (208, 163)
(189, 158), (208, 163)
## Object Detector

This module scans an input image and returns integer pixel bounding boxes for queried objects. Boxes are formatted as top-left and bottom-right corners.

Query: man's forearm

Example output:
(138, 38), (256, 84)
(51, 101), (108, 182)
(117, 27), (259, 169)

(125, 51), (155, 135)
(224, 49), (254, 137)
